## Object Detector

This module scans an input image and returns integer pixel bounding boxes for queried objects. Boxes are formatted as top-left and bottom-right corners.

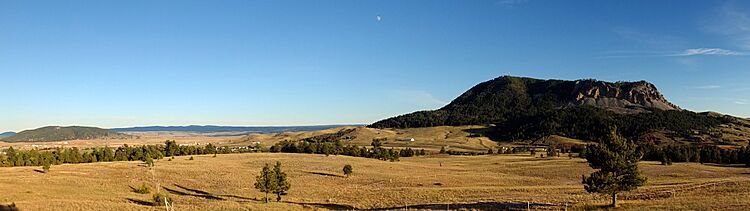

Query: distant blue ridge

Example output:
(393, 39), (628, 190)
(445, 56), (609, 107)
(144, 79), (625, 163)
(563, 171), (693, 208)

(110, 125), (363, 134)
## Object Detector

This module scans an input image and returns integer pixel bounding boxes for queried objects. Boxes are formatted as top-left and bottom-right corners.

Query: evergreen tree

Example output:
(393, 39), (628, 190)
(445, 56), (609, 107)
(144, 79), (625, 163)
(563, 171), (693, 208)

(343, 164), (353, 177)
(582, 128), (647, 208)
(42, 161), (51, 173)
(272, 161), (290, 202)
(254, 163), (278, 203)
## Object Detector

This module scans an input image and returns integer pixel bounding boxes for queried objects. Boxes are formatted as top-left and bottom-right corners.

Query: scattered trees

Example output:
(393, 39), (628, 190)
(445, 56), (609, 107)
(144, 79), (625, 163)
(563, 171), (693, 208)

(269, 139), (425, 161)
(255, 163), (278, 203)
(254, 161), (292, 203)
(0, 140), (259, 168)
(343, 164), (353, 177)
(582, 129), (647, 208)
(273, 162), (290, 202)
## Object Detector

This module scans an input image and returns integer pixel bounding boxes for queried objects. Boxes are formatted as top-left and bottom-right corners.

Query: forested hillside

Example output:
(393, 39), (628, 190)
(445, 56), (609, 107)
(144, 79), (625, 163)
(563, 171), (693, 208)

(370, 76), (749, 145)
(370, 76), (678, 128)
(2, 126), (130, 142)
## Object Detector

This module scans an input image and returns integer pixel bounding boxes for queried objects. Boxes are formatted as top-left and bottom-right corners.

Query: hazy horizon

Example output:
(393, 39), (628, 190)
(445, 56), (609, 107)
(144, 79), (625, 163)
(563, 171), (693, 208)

(2, 0), (749, 132)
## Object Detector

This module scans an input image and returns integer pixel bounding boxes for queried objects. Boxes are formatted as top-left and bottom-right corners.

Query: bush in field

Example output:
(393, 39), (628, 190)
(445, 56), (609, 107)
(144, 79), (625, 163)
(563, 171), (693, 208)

(0, 202), (18, 211)
(343, 164), (353, 177)
(144, 155), (154, 167)
(189, 156), (194, 160)
(134, 183), (151, 194)
(152, 192), (173, 206)
(42, 161), (51, 173)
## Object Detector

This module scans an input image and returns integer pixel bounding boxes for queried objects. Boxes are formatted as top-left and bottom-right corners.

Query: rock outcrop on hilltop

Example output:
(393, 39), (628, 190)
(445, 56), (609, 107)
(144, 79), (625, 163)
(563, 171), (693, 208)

(569, 80), (679, 113)
(370, 76), (680, 128)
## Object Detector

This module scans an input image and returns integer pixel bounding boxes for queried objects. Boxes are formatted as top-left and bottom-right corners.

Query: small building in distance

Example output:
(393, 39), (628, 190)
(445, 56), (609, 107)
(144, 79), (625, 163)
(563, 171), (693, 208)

(397, 137), (415, 142)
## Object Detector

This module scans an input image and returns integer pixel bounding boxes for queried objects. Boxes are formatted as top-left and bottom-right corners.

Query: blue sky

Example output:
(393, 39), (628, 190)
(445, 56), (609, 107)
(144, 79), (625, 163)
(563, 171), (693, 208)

(1, 0), (749, 132)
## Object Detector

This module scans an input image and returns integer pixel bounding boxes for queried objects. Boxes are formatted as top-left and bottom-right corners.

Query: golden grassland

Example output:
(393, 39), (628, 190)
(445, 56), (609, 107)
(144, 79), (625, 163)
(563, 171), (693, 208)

(239, 126), (501, 152)
(1, 153), (749, 210)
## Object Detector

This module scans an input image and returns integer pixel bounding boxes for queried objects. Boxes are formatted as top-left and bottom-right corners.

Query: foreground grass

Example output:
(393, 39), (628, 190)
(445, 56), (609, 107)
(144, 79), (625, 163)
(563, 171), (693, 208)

(0, 153), (749, 210)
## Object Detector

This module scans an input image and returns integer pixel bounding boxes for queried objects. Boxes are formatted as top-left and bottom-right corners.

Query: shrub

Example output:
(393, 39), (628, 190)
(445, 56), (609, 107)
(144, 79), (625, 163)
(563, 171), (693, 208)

(343, 164), (353, 177)
(189, 156), (194, 160)
(134, 183), (151, 194)
(152, 192), (173, 206)
(42, 162), (51, 173)
(0, 202), (18, 211)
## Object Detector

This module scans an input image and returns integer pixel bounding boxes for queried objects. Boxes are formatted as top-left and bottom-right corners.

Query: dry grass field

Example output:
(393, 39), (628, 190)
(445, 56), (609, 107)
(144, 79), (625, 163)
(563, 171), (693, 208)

(1, 153), (749, 210)
(238, 126), (500, 152)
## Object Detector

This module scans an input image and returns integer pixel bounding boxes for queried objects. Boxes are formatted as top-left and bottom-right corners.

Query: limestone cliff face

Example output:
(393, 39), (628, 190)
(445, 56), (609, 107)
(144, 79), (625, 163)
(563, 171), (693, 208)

(569, 80), (679, 113)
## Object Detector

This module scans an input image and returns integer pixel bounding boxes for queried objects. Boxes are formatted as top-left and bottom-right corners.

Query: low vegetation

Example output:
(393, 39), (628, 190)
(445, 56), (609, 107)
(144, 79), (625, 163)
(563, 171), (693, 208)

(343, 164), (352, 177)
(133, 183), (151, 194)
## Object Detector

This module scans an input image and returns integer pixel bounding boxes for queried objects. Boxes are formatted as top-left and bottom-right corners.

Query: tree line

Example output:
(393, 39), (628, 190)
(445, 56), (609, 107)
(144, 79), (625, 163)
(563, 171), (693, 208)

(269, 138), (427, 161)
(494, 106), (725, 142)
(0, 140), (255, 167)
(637, 143), (750, 166)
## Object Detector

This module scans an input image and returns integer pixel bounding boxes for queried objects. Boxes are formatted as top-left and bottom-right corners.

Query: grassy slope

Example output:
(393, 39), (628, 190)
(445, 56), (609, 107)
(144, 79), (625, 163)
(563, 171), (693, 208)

(1, 153), (749, 210)
(236, 126), (500, 152)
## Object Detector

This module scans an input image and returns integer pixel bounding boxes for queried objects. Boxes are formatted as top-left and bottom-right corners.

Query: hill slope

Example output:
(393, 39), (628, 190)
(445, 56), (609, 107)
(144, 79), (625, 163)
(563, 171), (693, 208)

(371, 76), (679, 128)
(111, 125), (358, 134)
(2, 126), (130, 143)
(370, 76), (749, 145)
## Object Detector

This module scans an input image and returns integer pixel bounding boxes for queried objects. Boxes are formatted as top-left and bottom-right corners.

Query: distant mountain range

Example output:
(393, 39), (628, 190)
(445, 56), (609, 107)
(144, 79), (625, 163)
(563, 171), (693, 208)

(371, 76), (750, 145)
(110, 125), (362, 134)
(0, 125), (364, 143)
(0, 132), (16, 139)
(1, 126), (129, 143)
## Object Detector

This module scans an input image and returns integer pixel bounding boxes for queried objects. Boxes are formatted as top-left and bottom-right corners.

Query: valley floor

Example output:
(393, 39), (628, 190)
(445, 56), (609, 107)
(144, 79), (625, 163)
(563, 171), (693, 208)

(1, 153), (749, 210)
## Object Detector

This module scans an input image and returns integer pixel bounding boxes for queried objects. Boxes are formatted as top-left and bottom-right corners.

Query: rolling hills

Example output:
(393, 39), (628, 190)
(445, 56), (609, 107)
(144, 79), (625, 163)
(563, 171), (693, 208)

(111, 125), (359, 134)
(1, 126), (130, 143)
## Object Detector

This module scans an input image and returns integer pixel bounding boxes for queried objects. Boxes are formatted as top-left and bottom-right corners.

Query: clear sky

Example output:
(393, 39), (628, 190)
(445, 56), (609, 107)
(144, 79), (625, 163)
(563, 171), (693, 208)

(1, 0), (749, 132)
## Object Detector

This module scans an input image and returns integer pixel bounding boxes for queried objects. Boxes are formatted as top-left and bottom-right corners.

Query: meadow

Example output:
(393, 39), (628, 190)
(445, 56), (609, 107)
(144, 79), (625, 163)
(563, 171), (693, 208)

(1, 152), (749, 210)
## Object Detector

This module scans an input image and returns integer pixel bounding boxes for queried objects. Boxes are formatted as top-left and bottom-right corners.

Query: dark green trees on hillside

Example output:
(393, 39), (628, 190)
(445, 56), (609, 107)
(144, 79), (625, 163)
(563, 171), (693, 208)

(582, 129), (647, 208)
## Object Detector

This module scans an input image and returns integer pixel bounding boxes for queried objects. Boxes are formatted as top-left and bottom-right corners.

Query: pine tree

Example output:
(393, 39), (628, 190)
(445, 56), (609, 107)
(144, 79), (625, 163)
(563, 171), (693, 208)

(582, 128), (647, 208)
(343, 164), (353, 177)
(42, 161), (51, 173)
(272, 161), (290, 202)
(254, 163), (278, 203)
